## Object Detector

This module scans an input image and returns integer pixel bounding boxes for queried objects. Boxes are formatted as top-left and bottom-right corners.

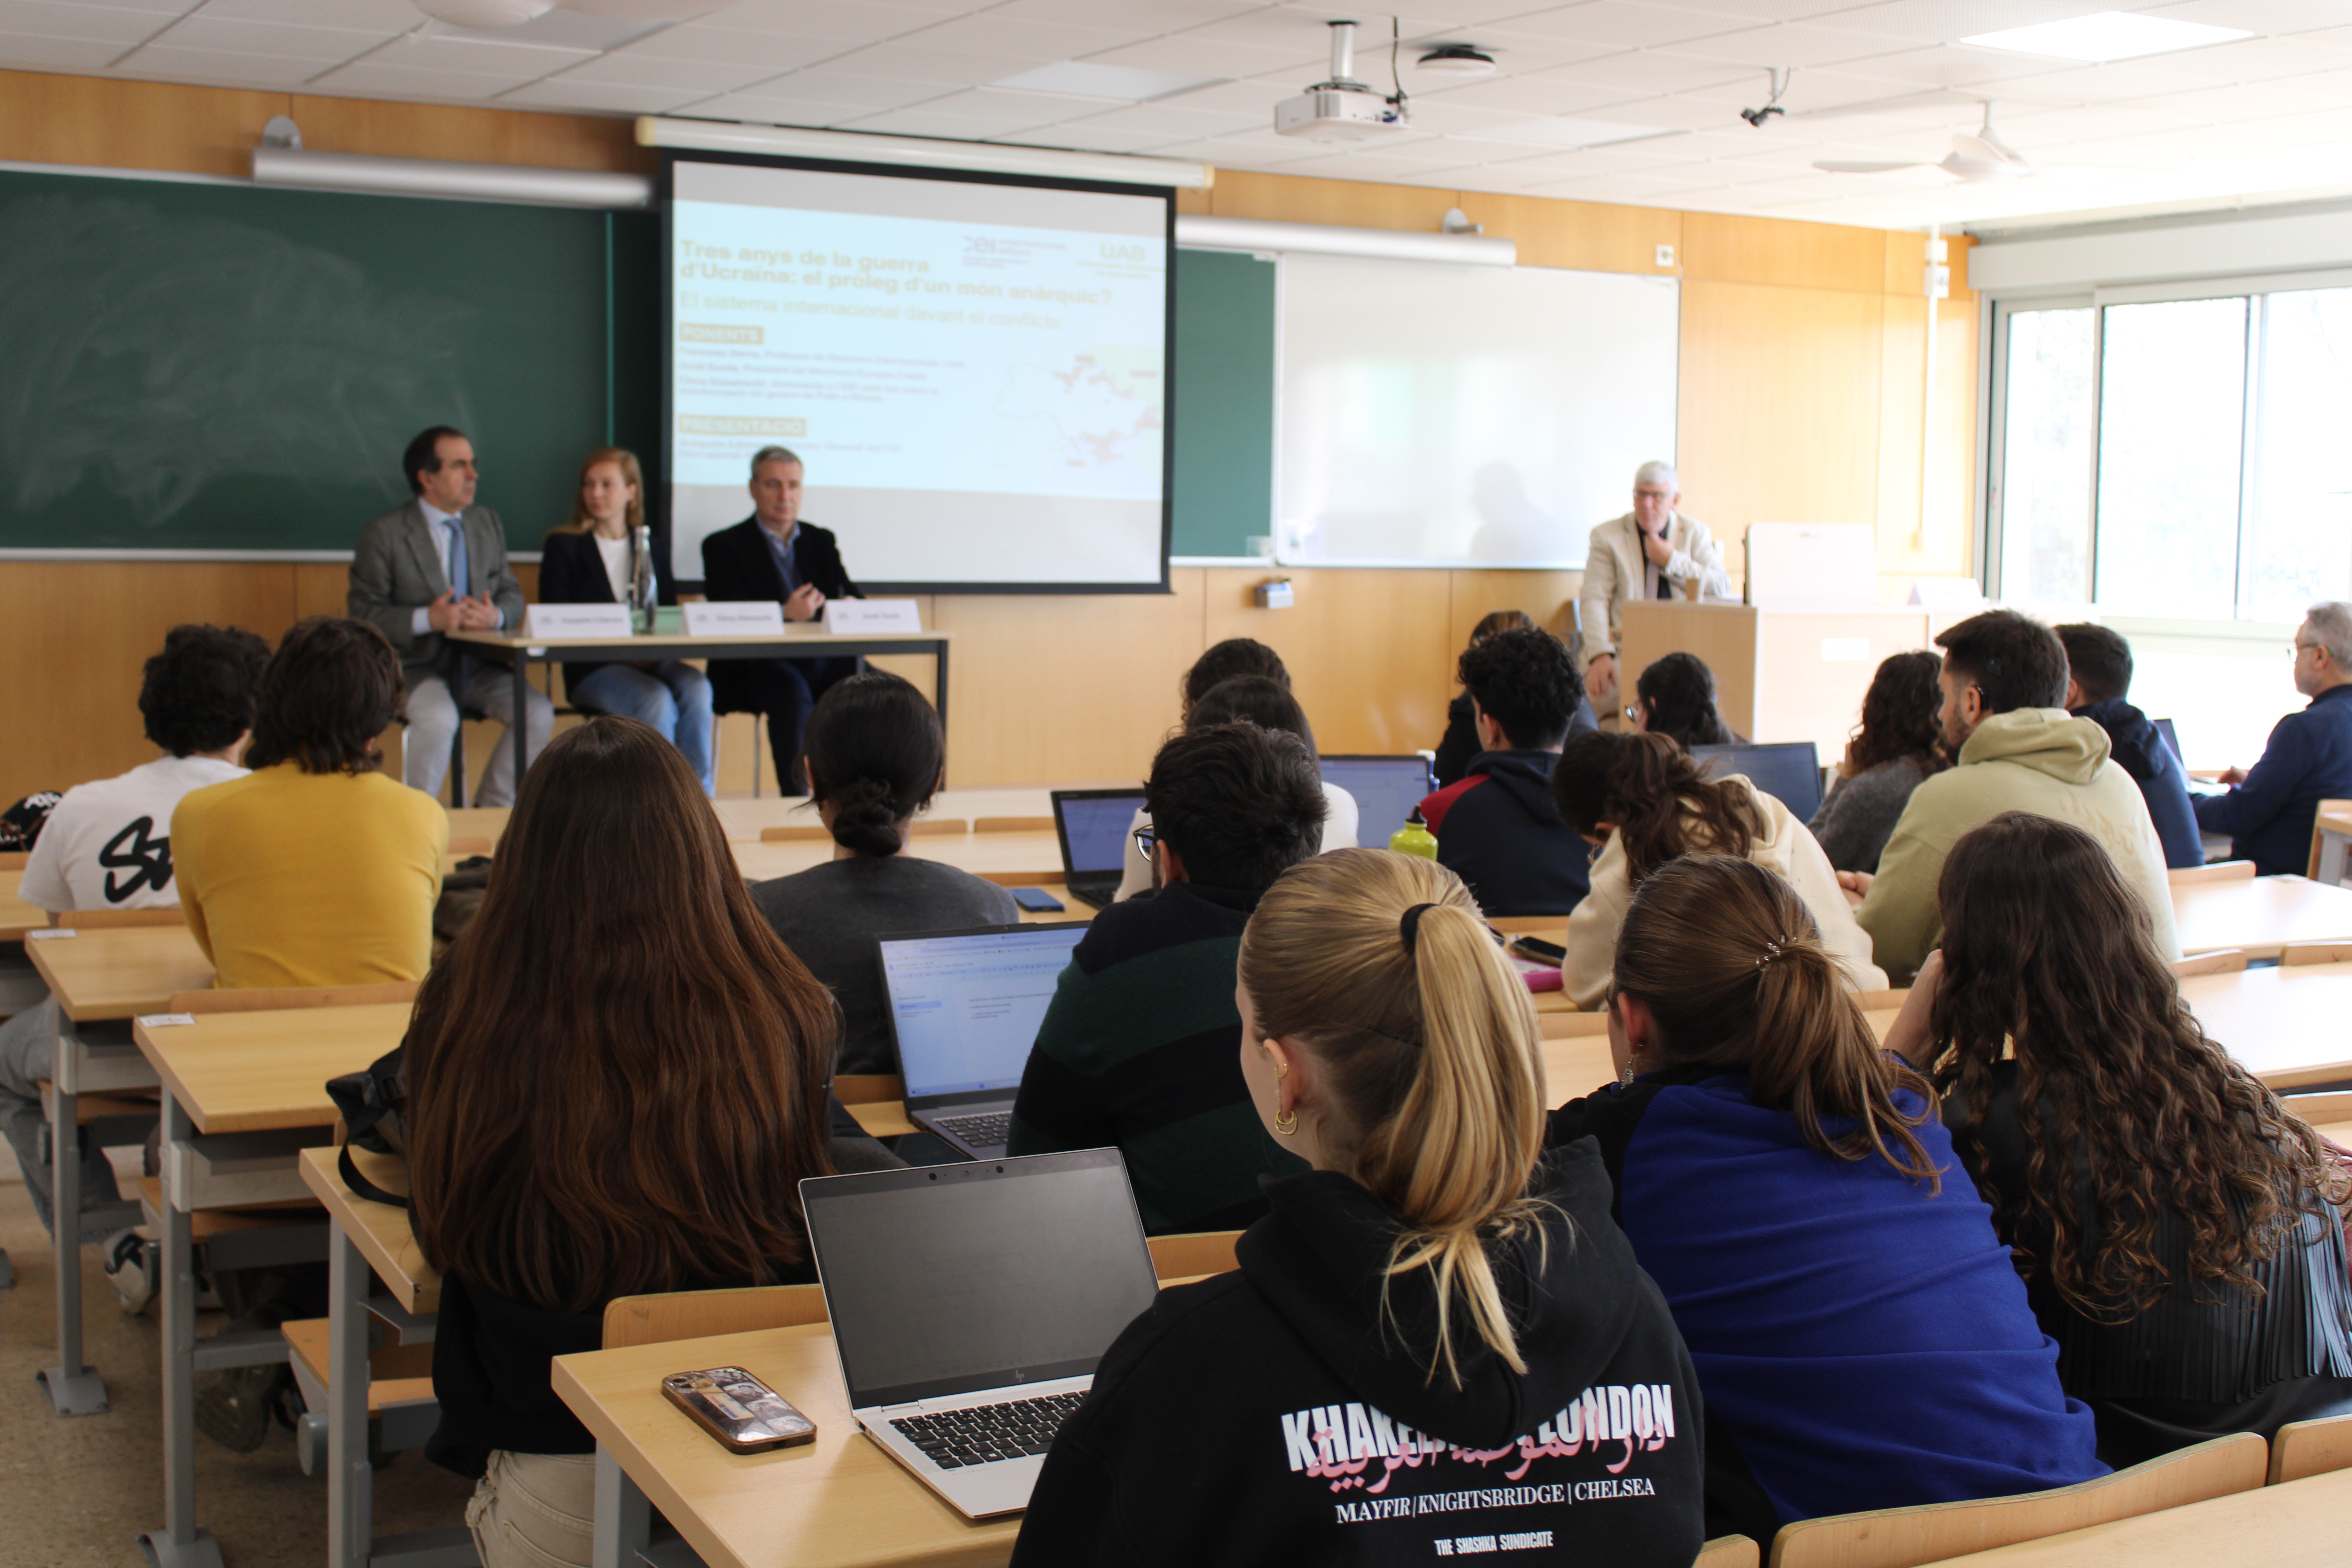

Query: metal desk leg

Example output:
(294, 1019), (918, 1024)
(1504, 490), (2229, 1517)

(328, 1228), (372, 1568)
(40, 1011), (106, 1416)
(593, 1446), (654, 1568)
(512, 646), (532, 798)
(138, 1092), (222, 1568)
(933, 637), (950, 786)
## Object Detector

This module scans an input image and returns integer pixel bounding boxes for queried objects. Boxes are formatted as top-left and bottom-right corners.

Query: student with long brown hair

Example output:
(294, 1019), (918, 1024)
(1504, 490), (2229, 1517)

(1898, 812), (2352, 1465)
(408, 717), (857, 1568)
(1549, 855), (2102, 1545)
(1551, 730), (1883, 1009)
(1015, 849), (1706, 1566)
(1808, 649), (1948, 873)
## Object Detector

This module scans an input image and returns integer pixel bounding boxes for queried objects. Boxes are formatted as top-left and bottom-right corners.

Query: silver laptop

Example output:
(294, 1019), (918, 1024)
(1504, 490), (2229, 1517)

(878, 921), (1089, 1159)
(800, 1148), (1160, 1519)
(1319, 753), (1437, 846)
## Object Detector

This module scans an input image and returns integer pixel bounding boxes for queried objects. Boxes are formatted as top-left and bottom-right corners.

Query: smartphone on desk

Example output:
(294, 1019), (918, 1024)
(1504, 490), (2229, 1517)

(1509, 935), (1566, 965)
(662, 1367), (817, 1453)
(1010, 887), (1065, 913)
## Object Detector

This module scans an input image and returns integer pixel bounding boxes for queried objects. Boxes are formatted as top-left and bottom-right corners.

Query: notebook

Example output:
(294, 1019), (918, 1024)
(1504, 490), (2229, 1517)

(800, 1148), (1160, 1519)
(1319, 753), (1436, 846)
(878, 921), (1089, 1159)
(1049, 788), (1147, 909)
(1690, 740), (1824, 821)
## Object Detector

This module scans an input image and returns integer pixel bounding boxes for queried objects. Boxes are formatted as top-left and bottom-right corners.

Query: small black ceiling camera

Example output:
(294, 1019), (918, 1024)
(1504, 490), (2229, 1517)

(1740, 104), (1784, 127)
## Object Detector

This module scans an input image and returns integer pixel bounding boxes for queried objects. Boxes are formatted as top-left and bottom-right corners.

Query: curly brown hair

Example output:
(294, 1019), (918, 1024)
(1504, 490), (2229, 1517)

(1551, 729), (1765, 884)
(1844, 649), (1950, 777)
(1927, 812), (2343, 1319)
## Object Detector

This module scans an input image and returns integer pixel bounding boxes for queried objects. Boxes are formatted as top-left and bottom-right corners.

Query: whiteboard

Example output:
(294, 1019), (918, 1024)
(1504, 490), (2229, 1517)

(1274, 255), (1679, 567)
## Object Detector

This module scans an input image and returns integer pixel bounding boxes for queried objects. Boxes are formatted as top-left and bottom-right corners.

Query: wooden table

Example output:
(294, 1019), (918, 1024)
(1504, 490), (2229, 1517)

(2172, 874), (2352, 960)
(0, 868), (45, 942)
(1912, 1464), (2352, 1566)
(2176, 961), (2352, 1090)
(25, 924), (212, 1418)
(453, 624), (951, 808)
(731, 829), (1068, 887)
(132, 1002), (410, 1568)
(448, 787), (1078, 851)
(2312, 801), (2352, 887)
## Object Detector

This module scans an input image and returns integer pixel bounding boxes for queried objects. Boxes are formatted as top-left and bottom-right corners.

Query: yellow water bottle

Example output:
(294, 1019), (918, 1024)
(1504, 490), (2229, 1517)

(1389, 807), (1439, 861)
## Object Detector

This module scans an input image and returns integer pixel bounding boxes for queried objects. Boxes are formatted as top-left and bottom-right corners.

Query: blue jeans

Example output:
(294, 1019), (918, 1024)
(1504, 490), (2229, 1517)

(568, 662), (716, 795)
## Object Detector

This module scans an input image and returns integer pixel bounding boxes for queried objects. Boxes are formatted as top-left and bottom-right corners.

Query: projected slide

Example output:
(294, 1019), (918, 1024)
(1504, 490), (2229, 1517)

(668, 158), (1169, 589)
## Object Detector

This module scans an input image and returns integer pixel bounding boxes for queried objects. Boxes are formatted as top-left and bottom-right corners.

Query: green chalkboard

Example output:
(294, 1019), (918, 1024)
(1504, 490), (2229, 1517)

(0, 167), (660, 555)
(1169, 247), (1276, 559)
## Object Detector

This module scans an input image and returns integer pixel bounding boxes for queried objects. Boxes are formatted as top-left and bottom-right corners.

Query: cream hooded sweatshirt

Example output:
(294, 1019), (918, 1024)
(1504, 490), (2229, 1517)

(1856, 708), (2179, 981)
(1562, 775), (1888, 1011)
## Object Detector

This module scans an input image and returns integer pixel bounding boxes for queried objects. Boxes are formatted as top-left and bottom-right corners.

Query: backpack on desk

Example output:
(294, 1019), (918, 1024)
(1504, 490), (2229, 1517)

(325, 1045), (409, 1209)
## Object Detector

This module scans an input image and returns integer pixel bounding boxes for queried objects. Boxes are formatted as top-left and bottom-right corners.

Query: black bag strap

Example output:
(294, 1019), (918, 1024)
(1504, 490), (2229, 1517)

(338, 1142), (410, 1210)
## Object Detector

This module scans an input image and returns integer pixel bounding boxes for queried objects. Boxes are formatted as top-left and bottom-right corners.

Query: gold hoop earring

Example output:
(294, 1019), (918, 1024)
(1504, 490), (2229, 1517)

(1274, 1104), (1298, 1137)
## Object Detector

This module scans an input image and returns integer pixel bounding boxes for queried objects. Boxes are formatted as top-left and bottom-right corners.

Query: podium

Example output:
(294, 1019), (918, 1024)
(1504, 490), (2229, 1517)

(1621, 601), (1939, 758)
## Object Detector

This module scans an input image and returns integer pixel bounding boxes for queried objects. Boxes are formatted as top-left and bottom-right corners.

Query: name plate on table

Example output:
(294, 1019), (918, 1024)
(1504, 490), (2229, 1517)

(682, 601), (787, 636)
(523, 603), (634, 639)
(823, 599), (922, 634)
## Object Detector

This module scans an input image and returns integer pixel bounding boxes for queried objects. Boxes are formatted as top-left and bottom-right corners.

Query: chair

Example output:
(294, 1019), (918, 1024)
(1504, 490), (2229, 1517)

(2267, 1412), (2352, 1485)
(2280, 942), (2352, 967)
(2169, 860), (2256, 886)
(1697, 1537), (1761, 1568)
(1145, 1229), (1241, 1282)
(56, 907), (187, 930)
(2172, 949), (2248, 978)
(2305, 799), (2352, 882)
(1766, 1430), (2268, 1568)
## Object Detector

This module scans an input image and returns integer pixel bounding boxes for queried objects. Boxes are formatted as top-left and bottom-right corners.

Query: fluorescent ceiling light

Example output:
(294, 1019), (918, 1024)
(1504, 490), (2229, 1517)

(990, 61), (1222, 102)
(1960, 11), (2252, 62)
(1469, 116), (1666, 149)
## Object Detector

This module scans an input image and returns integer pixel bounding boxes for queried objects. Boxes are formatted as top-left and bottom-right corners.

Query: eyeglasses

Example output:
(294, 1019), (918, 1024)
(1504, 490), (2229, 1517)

(1622, 703), (1641, 723)
(1133, 826), (1158, 859)
(2293, 641), (2320, 658)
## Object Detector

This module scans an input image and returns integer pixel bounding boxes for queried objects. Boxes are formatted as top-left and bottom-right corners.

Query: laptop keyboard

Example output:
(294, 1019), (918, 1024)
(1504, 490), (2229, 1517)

(933, 1111), (1012, 1148)
(891, 1391), (1085, 1468)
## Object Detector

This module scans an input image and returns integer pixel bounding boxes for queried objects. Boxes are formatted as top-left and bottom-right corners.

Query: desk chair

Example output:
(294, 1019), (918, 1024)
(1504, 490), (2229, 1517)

(2173, 948), (2249, 978)
(1698, 1539), (1760, 1568)
(2171, 860), (2256, 886)
(2268, 1413), (2352, 1485)
(2306, 799), (2352, 884)
(1765, 1430), (2267, 1568)
(976, 816), (1055, 834)
(2281, 941), (2352, 966)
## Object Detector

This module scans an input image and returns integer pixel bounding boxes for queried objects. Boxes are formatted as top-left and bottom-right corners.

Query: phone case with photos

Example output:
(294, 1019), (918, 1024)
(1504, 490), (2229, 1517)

(661, 1367), (818, 1453)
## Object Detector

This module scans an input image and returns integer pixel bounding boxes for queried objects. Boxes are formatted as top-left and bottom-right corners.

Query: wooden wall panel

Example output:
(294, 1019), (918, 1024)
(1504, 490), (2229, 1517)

(0, 69), (289, 176)
(1453, 194), (1681, 276)
(290, 94), (649, 173)
(1207, 168), (1457, 232)
(1204, 568), (1454, 755)
(1872, 295), (1980, 584)
(1444, 569), (1582, 657)
(1681, 211), (1886, 295)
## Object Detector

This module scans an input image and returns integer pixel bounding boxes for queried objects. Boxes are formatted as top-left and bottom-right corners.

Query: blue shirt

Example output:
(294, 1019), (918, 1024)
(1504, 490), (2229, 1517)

(761, 523), (799, 599)
(2194, 684), (2352, 875)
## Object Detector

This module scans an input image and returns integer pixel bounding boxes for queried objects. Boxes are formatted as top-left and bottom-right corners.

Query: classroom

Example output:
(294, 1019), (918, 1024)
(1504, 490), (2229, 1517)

(5, 2), (2352, 1566)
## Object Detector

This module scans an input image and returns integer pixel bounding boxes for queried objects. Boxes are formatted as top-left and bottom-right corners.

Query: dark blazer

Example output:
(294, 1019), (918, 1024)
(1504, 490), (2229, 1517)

(348, 499), (526, 685)
(699, 517), (857, 607)
(537, 529), (677, 690)
(2194, 684), (2352, 875)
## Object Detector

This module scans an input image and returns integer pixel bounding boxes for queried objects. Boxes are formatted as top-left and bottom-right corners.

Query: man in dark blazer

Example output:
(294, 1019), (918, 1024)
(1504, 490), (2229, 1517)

(347, 425), (552, 806)
(700, 445), (859, 794)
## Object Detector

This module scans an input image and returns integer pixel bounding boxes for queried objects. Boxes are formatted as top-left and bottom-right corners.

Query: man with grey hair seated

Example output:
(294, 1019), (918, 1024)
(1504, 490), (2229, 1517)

(1576, 460), (1733, 708)
(699, 445), (861, 793)
(2194, 601), (2352, 875)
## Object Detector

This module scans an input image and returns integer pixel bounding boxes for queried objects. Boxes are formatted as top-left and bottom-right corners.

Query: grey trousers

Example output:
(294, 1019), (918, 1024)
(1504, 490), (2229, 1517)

(404, 664), (555, 808)
(0, 1000), (123, 1236)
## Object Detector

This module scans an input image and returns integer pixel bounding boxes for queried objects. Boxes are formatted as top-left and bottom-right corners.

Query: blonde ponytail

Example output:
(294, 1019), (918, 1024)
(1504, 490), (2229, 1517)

(1240, 849), (1552, 1384)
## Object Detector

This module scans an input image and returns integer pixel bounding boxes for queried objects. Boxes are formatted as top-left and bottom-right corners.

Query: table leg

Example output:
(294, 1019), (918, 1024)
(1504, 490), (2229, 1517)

(512, 647), (532, 797)
(2320, 831), (2349, 888)
(593, 1446), (655, 1568)
(138, 1092), (223, 1568)
(328, 1228), (374, 1568)
(39, 1013), (106, 1416)
(933, 637), (950, 789)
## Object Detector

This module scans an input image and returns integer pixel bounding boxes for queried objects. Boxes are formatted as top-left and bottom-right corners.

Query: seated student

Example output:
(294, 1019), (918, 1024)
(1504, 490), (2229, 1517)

(1116, 645), (1357, 901)
(172, 617), (448, 989)
(1550, 855), (2104, 1545)
(0, 624), (268, 1242)
(1552, 730), (1884, 1011)
(1894, 812), (2352, 1467)
(1015, 849), (1707, 1568)
(1009, 723), (1323, 1233)
(2194, 601), (2352, 875)
(409, 719), (890, 1568)
(2051, 624), (2201, 870)
(1849, 609), (2177, 982)
(1434, 609), (1537, 786)
(1629, 651), (1742, 748)
(1808, 649), (1949, 874)
(1417, 626), (1597, 916)
(538, 447), (715, 795)
(751, 671), (1016, 1075)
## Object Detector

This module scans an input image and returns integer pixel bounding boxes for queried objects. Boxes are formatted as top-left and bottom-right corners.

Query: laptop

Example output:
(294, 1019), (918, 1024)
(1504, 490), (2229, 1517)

(2154, 717), (2185, 767)
(801, 1147), (1161, 1520)
(1049, 788), (1147, 909)
(879, 921), (1089, 1159)
(1691, 740), (1824, 821)
(1319, 753), (1436, 845)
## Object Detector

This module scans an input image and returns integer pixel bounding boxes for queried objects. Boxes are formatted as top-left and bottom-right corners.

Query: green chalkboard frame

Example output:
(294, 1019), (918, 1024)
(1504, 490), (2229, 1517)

(1169, 247), (1276, 559)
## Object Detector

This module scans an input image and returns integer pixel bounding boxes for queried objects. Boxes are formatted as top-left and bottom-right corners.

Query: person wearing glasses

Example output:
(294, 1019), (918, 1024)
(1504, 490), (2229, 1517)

(1576, 460), (1733, 709)
(2192, 603), (2352, 876)
(1843, 610), (2178, 983)
(1007, 723), (1325, 1234)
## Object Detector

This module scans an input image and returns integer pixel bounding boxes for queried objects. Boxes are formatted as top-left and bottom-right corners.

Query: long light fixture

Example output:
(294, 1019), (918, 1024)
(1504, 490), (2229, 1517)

(1176, 214), (1515, 267)
(635, 116), (1212, 191)
(252, 145), (652, 207)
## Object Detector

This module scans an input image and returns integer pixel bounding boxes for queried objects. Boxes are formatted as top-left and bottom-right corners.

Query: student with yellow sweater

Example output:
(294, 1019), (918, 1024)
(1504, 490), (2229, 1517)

(172, 615), (448, 988)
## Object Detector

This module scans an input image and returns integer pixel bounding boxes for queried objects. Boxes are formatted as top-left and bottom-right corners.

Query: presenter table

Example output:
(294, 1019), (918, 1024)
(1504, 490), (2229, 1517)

(452, 625), (952, 802)
(26, 924), (212, 1417)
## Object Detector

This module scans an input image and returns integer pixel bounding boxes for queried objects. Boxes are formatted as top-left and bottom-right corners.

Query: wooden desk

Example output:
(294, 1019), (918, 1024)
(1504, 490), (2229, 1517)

(133, 1002), (408, 1568)
(28, 923), (211, 1021)
(1621, 601), (1935, 755)
(450, 788), (1074, 851)
(0, 869), (44, 942)
(1912, 1464), (2352, 1566)
(2312, 801), (2352, 887)
(2173, 874), (2352, 960)
(732, 830), (1068, 887)
(2175, 961), (2352, 1090)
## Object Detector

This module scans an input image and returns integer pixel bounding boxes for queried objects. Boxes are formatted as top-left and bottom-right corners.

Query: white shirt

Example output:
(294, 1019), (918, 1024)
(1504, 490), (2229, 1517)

(595, 532), (632, 603)
(410, 503), (506, 635)
(20, 755), (247, 913)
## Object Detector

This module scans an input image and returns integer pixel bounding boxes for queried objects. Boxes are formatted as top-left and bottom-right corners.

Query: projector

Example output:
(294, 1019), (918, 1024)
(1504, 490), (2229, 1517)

(1274, 20), (1411, 142)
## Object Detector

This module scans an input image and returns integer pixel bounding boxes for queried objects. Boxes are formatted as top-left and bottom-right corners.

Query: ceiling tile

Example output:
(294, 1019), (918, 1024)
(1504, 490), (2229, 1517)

(140, 15), (380, 61)
(0, 32), (133, 68)
(688, 1), (960, 42)
(1036, 122), (1197, 151)
(869, 85), (1091, 127)
(1664, 21), (1910, 69)
(1405, 71), (1639, 111)
(717, 68), (945, 111)
(819, 40), (1059, 87)
(2141, 0), (2351, 31)
(111, 44), (339, 85)
(0, 1), (166, 45)
(899, 13), (1142, 58)
(1479, 3), (1755, 49)
(497, 78), (701, 112)
(1803, 0), (2096, 45)
(1080, 34), (1319, 79)
(309, 58), (548, 98)
(604, 24), (838, 65)
(982, 0), (1256, 29)
(1528, 48), (1758, 96)
(202, 0), (417, 25)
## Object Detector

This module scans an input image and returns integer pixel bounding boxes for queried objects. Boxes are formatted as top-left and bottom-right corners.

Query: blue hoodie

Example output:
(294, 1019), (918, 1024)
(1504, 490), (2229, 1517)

(2074, 697), (2202, 869)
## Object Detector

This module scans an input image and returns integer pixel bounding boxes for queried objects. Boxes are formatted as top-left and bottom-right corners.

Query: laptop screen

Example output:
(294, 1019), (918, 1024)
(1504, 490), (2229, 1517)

(1319, 755), (1434, 845)
(2154, 717), (2183, 767)
(804, 1148), (1161, 1408)
(1690, 740), (1823, 821)
(1051, 790), (1145, 880)
(880, 923), (1089, 1101)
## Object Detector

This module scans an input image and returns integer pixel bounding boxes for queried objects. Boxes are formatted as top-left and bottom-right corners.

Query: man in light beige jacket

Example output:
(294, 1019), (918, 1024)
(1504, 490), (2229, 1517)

(1578, 459), (1734, 706)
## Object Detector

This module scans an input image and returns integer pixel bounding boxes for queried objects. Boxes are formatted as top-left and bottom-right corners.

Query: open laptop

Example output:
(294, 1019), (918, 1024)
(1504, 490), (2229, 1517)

(801, 1148), (1161, 1520)
(1691, 740), (1824, 821)
(879, 921), (1089, 1159)
(1320, 753), (1436, 845)
(1049, 788), (1147, 909)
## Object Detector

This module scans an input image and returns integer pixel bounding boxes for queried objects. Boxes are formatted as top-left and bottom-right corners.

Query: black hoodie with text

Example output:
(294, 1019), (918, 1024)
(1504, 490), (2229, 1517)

(1009, 1138), (1706, 1567)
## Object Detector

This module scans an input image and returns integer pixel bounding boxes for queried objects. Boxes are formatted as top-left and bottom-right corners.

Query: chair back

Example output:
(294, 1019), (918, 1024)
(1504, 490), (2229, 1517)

(2269, 1412), (2352, 1485)
(1767, 1430), (2268, 1568)
(1146, 1230), (1241, 1282)
(2307, 799), (2352, 880)
(2280, 943), (2352, 967)
(603, 1283), (829, 1350)
(831, 1074), (904, 1105)
(58, 907), (187, 930)
(2172, 949), (2248, 978)
(1697, 1537), (1760, 1568)
(975, 816), (1055, 834)
(2169, 860), (2256, 886)
(164, 981), (422, 1015)
(2281, 1089), (2352, 1129)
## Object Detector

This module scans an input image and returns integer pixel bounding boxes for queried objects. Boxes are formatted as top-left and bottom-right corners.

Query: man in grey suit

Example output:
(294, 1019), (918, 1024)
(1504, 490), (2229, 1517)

(348, 425), (552, 806)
